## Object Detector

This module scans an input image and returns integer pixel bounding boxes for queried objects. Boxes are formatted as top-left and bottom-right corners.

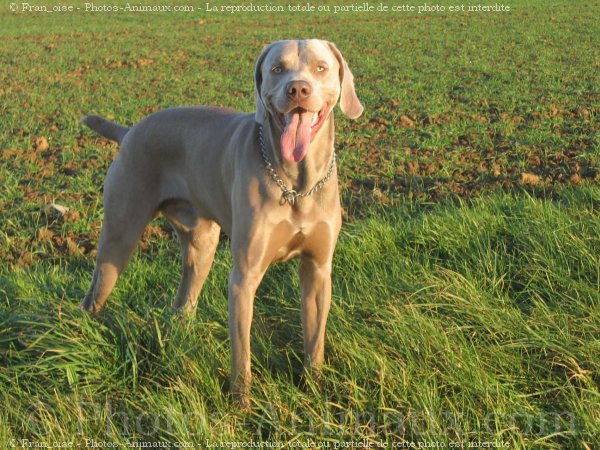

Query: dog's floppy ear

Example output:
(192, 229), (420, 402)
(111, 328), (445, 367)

(254, 42), (276, 125)
(327, 42), (364, 119)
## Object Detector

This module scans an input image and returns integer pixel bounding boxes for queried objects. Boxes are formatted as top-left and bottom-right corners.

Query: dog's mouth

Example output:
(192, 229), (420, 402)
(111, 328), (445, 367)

(273, 104), (329, 163)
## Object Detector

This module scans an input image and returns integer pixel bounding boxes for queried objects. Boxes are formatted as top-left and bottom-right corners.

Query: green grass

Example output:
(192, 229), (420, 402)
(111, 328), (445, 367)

(1, 0), (599, 447)
(1, 188), (599, 446)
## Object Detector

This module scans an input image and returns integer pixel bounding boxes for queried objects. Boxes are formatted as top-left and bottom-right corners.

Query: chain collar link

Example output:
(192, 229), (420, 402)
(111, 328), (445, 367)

(258, 124), (336, 206)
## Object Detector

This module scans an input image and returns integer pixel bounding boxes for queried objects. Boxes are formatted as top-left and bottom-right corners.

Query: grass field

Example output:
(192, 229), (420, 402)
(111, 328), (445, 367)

(1, 0), (599, 448)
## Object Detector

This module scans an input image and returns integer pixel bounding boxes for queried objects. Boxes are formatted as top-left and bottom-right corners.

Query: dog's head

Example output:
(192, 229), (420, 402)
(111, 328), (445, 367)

(254, 39), (363, 163)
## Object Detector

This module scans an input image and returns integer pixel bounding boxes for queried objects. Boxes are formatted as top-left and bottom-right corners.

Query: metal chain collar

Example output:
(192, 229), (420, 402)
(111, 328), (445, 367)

(258, 124), (336, 206)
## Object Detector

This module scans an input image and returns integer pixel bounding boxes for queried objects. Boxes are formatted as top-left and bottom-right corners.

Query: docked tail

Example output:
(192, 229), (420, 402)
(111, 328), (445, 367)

(82, 115), (130, 144)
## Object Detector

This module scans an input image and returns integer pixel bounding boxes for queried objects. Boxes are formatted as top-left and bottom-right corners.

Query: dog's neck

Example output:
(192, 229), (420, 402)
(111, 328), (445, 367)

(260, 112), (336, 195)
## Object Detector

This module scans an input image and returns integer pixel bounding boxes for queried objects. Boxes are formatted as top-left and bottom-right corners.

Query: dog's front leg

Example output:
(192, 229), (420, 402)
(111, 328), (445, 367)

(228, 263), (265, 407)
(299, 255), (333, 375)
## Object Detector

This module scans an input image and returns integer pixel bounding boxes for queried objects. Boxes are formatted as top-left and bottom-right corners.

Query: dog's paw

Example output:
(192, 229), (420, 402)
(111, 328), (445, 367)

(300, 366), (325, 394)
(79, 297), (103, 316)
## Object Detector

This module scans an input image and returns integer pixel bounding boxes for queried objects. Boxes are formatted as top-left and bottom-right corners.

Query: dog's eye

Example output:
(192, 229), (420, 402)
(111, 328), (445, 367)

(271, 65), (283, 74)
(316, 64), (328, 73)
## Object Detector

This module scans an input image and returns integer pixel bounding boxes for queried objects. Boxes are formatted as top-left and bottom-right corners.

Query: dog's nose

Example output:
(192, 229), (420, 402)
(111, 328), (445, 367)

(286, 80), (312, 101)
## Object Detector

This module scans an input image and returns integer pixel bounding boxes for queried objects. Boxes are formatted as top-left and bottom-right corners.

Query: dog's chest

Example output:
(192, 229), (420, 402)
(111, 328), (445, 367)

(268, 219), (336, 264)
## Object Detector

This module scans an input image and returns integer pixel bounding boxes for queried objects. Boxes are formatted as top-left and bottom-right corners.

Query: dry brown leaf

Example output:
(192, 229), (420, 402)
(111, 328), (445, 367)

(407, 161), (420, 176)
(36, 228), (55, 243)
(400, 115), (416, 129)
(34, 137), (49, 151)
(521, 173), (540, 186)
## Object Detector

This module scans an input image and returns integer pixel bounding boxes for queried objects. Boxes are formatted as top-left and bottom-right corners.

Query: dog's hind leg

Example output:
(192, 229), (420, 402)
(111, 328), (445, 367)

(161, 200), (221, 314)
(80, 163), (157, 314)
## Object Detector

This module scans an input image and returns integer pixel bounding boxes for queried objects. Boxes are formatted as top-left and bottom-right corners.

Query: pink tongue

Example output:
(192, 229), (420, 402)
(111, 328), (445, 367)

(280, 110), (312, 162)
